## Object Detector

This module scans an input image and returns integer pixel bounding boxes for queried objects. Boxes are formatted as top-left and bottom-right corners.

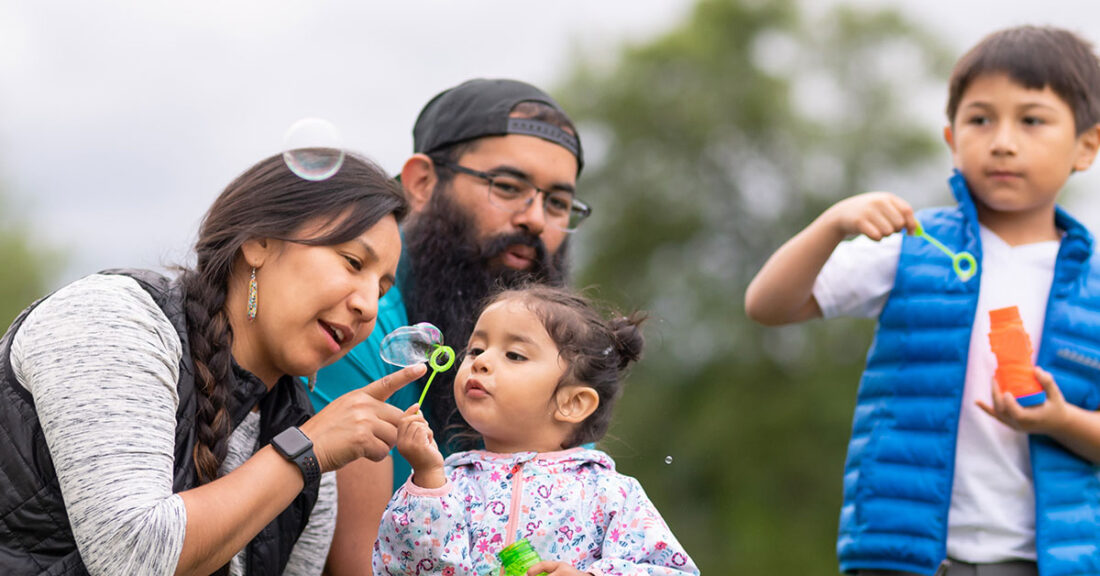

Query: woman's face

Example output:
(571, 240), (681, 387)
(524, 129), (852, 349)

(233, 213), (402, 386)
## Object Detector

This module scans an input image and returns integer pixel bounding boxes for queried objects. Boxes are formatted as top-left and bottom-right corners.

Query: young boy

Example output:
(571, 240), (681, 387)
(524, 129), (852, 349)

(745, 26), (1100, 576)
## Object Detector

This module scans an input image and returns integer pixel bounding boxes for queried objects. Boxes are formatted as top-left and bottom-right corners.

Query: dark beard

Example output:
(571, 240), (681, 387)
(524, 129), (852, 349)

(402, 187), (568, 449)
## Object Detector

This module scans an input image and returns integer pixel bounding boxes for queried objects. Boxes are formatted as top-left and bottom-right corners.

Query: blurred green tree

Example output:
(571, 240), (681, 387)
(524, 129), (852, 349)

(559, 0), (953, 573)
(0, 192), (57, 331)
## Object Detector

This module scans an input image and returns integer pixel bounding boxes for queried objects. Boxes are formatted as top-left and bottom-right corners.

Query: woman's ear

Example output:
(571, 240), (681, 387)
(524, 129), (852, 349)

(400, 154), (439, 213)
(240, 238), (270, 269)
(554, 386), (599, 424)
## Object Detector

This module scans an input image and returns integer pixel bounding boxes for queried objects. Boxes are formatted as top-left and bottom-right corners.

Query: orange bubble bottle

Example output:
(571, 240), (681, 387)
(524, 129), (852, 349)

(988, 306), (1046, 407)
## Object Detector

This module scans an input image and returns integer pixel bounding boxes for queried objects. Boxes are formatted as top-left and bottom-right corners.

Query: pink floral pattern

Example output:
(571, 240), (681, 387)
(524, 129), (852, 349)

(373, 448), (698, 575)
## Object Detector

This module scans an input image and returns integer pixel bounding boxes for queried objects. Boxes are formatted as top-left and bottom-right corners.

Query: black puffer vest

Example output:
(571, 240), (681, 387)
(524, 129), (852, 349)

(0, 269), (319, 575)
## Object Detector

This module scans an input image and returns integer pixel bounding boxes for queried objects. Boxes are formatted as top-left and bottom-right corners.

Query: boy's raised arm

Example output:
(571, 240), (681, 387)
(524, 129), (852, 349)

(745, 192), (916, 326)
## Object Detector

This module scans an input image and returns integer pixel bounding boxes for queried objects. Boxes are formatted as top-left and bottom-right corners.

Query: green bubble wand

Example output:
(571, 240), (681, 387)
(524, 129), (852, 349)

(417, 345), (455, 406)
(379, 322), (456, 409)
(910, 221), (978, 282)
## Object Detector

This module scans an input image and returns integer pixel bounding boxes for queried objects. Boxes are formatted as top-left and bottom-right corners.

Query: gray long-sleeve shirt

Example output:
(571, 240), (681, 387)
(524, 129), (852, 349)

(11, 273), (335, 575)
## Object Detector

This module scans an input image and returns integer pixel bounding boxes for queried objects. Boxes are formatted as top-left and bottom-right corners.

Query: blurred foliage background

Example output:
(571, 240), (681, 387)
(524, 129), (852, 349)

(562, 0), (954, 573)
(0, 192), (56, 331)
(0, 0), (966, 573)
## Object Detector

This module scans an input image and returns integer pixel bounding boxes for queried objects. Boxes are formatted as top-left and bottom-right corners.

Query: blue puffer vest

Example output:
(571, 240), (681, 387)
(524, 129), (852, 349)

(838, 172), (1100, 576)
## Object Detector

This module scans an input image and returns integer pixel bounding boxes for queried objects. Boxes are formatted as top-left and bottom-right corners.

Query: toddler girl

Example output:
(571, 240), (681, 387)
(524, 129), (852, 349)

(373, 285), (698, 575)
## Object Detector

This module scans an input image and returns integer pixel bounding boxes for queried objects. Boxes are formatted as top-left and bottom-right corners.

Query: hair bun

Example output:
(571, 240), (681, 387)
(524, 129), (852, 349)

(609, 312), (646, 370)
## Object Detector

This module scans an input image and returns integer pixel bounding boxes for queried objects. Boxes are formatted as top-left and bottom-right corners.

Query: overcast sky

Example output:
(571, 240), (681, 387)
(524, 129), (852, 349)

(5, 0), (1100, 285)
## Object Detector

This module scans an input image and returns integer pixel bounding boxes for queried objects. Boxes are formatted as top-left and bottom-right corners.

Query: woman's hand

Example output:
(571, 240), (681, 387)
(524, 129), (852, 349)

(301, 363), (427, 472)
(396, 404), (446, 488)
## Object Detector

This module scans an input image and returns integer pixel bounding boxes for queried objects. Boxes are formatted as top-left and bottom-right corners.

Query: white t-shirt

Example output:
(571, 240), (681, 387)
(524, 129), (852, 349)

(813, 225), (1060, 563)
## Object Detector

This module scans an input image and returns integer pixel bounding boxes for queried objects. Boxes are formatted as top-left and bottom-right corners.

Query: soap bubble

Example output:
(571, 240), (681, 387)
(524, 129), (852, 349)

(282, 117), (345, 181)
(380, 322), (445, 367)
(664, 456), (674, 464)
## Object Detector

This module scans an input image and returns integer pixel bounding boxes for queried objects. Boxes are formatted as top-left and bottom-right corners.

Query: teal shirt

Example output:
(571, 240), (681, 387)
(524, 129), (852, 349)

(310, 283), (419, 491)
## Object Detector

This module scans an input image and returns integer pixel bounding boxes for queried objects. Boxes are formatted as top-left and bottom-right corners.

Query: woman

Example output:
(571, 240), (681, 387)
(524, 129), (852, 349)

(0, 151), (425, 575)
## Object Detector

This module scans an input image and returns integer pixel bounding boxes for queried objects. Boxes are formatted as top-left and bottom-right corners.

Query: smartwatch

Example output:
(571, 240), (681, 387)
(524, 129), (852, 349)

(271, 426), (322, 488)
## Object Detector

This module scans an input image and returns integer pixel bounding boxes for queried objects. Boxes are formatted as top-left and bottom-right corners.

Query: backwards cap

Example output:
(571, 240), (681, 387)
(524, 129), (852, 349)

(412, 78), (584, 174)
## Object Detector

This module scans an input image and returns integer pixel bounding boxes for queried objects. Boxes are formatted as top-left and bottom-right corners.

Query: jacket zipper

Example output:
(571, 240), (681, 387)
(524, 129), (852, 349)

(497, 461), (527, 576)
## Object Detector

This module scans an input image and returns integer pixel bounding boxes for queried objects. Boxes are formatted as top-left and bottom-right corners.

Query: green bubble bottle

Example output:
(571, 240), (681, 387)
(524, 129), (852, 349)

(497, 539), (547, 576)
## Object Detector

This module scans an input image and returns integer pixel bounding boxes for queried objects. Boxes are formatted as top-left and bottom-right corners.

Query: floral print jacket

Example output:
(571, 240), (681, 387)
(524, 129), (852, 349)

(373, 447), (699, 575)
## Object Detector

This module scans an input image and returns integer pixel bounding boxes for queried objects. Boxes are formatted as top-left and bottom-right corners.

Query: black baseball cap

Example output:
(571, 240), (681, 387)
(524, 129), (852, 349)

(412, 78), (584, 174)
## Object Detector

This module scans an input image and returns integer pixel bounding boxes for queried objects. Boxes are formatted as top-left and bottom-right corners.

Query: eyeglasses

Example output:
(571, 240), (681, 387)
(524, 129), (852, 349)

(437, 161), (592, 232)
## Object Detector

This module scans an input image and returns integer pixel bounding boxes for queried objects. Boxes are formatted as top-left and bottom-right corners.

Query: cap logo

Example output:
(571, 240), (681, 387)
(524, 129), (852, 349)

(507, 118), (580, 158)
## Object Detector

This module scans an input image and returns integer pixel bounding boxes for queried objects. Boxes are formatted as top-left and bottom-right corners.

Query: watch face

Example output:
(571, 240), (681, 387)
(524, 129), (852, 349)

(274, 427), (312, 458)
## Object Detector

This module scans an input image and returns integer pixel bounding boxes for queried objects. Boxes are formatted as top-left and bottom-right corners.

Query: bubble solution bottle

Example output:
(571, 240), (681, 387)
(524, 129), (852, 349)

(498, 539), (548, 576)
(988, 306), (1046, 407)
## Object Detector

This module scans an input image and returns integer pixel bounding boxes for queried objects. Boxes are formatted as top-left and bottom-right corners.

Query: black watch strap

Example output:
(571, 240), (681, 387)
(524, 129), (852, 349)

(271, 426), (322, 488)
(292, 446), (321, 487)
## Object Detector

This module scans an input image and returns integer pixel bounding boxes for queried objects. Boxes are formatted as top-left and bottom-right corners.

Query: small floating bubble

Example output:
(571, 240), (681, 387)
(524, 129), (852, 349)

(282, 117), (345, 181)
(664, 456), (673, 464)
